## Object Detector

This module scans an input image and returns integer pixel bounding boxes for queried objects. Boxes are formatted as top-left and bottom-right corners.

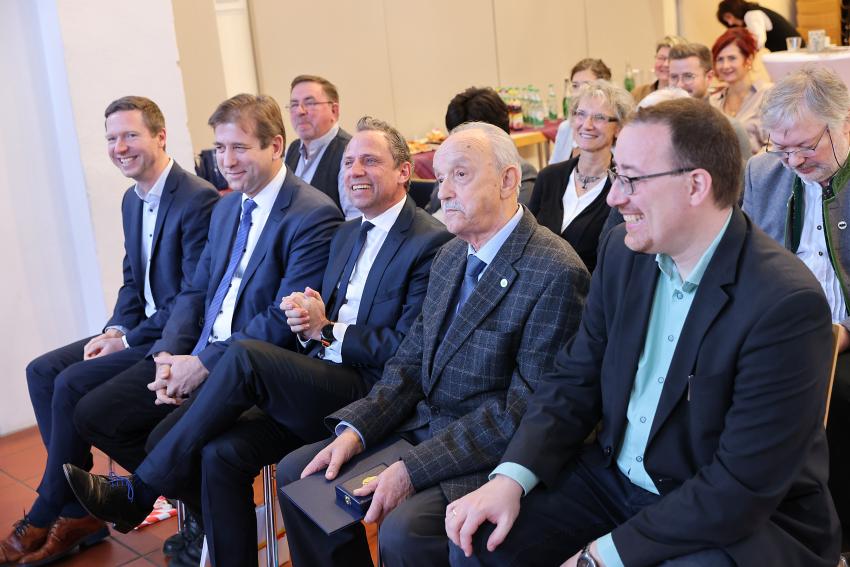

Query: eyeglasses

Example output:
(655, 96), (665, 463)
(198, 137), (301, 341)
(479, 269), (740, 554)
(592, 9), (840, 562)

(607, 167), (693, 195)
(669, 72), (699, 85)
(765, 126), (829, 160)
(572, 110), (619, 126)
(284, 100), (334, 112)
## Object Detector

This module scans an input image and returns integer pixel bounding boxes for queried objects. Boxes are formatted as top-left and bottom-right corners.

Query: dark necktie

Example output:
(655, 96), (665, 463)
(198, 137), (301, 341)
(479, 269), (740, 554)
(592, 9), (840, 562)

(456, 254), (487, 317)
(192, 199), (258, 355)
(328, 221), (374, 321)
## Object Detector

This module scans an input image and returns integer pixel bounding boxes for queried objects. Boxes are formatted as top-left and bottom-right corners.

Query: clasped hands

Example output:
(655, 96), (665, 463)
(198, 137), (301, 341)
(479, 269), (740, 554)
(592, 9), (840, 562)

(147, 352), (209, 405)
(300, 428), (415, 524)
(280, 287), (331, 342)
(83, 328), (126, 360)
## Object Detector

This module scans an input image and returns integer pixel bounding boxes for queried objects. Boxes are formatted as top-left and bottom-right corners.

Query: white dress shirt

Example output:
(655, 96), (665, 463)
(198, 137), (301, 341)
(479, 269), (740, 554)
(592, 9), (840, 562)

(798, 178), (848, 323)
(135, 158), (173, 319)
(207, 164), (285, 344)
(560, 171), (606, 233)
(322, 195), (407, 363)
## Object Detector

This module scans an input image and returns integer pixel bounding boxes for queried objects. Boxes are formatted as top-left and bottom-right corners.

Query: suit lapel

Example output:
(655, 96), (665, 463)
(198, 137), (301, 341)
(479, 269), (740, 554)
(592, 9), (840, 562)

(323, 222), (358, 300)
(427, 211), (533, 392)
(237, 171), (294, 303)
(126, 191), (144, 286)
(149, 163), (179, 262)
(356, 197), (415, 324)
(647, 209), (745, 444)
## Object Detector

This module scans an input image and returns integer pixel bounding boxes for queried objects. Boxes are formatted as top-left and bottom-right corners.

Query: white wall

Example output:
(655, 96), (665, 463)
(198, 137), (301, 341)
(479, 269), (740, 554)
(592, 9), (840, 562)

(0, 0), (195, 435)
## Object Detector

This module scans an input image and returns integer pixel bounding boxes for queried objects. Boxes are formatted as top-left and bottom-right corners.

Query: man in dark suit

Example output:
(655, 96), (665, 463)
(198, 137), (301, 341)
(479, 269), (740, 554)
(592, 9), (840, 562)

(0, 96), (219, 566)
(63, 116), (451, 566)
(274, 122), (590, 567)
(284, 74), (355, 219)
(742, 65), (850, 551)
(69, 92), (340, 517)
(447, 99), (841, 567)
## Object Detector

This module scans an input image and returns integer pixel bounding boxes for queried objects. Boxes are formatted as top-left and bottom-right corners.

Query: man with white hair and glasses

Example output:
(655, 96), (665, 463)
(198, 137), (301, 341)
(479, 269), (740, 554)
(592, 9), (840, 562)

(743, 65), (850, 549)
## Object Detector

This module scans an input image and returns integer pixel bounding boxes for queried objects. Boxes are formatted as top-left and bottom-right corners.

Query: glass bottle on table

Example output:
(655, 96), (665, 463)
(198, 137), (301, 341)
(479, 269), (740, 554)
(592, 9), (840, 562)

(624, 62), (635, 92)
(547, 83), (558, 120)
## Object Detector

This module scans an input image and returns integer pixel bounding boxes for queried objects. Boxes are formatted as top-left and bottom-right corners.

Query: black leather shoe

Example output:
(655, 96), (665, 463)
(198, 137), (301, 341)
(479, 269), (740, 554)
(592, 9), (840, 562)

(162, 508), (203, 557)
(62, 464), (155, 534)
(168, 530), (204, 567)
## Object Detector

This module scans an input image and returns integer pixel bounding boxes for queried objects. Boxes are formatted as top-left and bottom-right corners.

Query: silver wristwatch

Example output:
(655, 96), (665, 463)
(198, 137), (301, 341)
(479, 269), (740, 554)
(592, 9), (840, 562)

(576, 544), (598, 567)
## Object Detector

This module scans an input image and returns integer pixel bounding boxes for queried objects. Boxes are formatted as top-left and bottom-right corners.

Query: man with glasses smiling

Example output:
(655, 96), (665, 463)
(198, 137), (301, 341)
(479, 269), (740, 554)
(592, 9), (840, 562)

(284, 75), (357, 218)
(743, 65), (850, 548)
(447, 98), (840, 567)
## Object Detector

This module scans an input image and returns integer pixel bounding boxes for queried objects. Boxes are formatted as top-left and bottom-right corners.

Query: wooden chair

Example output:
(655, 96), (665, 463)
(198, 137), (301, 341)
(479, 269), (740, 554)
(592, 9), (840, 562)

(824, 323), (842, 427)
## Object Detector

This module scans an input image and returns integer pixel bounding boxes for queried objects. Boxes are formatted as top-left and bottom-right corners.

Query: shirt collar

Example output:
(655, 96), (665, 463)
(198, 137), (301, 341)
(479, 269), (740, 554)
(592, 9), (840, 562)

(361, 194), (406, 233)
(243, 162), (286, 210)
(656, 210), (732, 292)
(467, 205), (524, 265)
(134, 158), (173, 204)
(300, 123), (340, 160)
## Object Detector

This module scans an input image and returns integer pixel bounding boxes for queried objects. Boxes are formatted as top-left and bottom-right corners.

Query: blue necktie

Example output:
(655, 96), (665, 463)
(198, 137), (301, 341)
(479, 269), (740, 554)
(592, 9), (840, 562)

(328, 221), (374, 321)
(456, 254), (487, 317)
(192, 199), (258, 354)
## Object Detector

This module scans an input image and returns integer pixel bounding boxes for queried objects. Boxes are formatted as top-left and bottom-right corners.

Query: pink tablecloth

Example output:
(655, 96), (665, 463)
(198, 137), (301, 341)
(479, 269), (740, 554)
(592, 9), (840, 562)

(412, 120), (562, 180)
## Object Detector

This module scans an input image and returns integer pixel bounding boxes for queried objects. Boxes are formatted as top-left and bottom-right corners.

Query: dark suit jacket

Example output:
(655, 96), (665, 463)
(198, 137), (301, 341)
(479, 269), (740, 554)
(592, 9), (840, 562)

(329, 209), (590, 501)
(313, 196), (451, 385)
(150, 169), (343, 370)
(106, 162), (219, 347)
(284, 128), (351, 210)
(502, 208), (841, 566)
(528, 156), (612, 272)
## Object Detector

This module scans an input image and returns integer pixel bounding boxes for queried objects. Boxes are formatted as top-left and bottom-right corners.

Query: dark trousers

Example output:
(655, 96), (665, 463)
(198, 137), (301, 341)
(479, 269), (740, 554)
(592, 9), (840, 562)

(134, 339), (372, 567)
(452, 446), (734, 567)
(25, 336), (150, 524)
(827, 351), (850, 543)
(74, 357), (176, 473)
(278, 438), (451, 567)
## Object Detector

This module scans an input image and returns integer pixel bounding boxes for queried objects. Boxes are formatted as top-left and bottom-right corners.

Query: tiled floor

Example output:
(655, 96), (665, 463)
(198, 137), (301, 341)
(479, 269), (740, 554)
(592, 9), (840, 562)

(0, 426), (378, 566)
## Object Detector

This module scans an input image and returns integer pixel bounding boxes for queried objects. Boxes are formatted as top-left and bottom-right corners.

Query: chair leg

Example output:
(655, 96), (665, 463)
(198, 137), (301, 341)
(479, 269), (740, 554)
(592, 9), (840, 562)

(263, 464), (278, 567)
(177, 500), (187, 534)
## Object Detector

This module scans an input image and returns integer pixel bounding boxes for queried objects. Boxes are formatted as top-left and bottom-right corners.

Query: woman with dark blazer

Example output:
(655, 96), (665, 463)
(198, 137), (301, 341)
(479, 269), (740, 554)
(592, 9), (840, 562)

(529, 80), (634, 272)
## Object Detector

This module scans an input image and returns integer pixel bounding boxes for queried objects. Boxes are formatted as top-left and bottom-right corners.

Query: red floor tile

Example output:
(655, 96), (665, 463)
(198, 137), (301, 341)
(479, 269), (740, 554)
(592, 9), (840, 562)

(0, 444), (46, 482)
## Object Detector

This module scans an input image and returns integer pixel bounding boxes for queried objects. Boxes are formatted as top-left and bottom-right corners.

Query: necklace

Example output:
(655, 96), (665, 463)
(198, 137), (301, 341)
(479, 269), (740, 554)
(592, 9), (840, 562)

(575, 164), (603, 191)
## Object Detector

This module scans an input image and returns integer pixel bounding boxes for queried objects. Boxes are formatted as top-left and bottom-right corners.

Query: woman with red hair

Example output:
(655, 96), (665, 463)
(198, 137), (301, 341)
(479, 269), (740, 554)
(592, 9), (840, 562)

(709, 28), (772, 153)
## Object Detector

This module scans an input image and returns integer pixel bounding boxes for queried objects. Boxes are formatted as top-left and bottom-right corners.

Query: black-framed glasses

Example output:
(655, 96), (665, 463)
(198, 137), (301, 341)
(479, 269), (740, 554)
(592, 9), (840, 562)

(607, 167), (693, 195)
(284, 100), (334, 112)
(765, 126), (828, 159)
(572, 110), (619, 126)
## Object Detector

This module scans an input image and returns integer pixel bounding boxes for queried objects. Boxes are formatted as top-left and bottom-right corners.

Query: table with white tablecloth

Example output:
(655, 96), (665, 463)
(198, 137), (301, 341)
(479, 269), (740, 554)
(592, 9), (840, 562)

(762, 48), (850, 87)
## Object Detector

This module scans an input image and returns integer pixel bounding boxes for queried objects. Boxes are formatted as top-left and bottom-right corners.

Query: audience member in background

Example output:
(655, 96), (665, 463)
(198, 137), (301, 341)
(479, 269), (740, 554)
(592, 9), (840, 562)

(430, 86), (537, 216)
(631, 35), (688, 104)
(284, 74), (357, 219)
(529, 80), (634, 272)
(717, 0), (800, 52)
(710, 28), (771, 152)
(447, 97), (841, 567)
(64, 116), (451, 567)
(668, 42), (754, 157)
(743, 65), (850, 550)
(278, 122), (590, 567)
(0, 97), (219, 567)
(550, 58), (613, 164)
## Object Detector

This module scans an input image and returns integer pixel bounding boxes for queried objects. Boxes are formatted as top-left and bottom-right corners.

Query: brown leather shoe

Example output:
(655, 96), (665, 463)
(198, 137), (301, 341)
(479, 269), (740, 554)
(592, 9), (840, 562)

(16, 516), (108, 567)
(0, 516), (48, 565)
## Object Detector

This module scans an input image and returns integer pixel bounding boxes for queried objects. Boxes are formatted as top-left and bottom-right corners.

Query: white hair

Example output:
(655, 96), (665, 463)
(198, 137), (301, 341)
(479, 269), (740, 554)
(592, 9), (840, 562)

(450, 121), (522, 193)
(638, 87), (691, 109)
(761, 66), (850, 132)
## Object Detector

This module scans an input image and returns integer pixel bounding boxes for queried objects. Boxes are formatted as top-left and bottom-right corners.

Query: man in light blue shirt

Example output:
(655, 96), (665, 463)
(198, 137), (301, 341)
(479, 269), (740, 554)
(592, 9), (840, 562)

(446, 99), (840, 566)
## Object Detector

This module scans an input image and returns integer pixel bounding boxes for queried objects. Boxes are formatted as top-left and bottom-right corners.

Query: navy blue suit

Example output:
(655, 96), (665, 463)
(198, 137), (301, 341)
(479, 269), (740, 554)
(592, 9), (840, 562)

(132, 196), (450, 567)
(74, 168), (343, 473)
(25, 162), (218, 523)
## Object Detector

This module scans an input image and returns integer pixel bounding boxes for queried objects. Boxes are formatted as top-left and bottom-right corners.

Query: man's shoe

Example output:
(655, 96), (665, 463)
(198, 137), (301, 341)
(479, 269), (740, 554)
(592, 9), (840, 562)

(16, 516), (108, 566)
(62, 464), (154, 534)
(0, 516), (48, 565)
(162, 508), (203, 558)
(167, 531), (204, 567)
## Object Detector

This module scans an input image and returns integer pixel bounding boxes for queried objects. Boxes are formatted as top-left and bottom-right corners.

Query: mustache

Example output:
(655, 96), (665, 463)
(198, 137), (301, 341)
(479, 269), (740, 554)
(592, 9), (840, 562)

(442, 200), (465, 213)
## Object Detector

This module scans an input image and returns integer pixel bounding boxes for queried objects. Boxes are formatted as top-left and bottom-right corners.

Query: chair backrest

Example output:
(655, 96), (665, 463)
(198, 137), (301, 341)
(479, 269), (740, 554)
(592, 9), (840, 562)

(409, 179), (437, 210)
(824, 323), (842, 428)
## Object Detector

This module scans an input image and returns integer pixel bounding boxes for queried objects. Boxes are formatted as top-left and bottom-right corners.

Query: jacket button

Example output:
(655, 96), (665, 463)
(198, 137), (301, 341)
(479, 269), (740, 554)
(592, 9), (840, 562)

(604, 446), (612, 456)
(430, 405), (440, 415)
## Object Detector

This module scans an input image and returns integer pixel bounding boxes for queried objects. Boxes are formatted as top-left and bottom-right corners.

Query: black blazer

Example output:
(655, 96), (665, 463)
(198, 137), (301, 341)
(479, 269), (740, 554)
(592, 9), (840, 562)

(107, 162), (219, 346)
(284, 128), (351, 210)
(502, 208), (841, 566)
(313, 196), (451, 385)
(527, 156), (611, 272)
(151, 169), (343, 370)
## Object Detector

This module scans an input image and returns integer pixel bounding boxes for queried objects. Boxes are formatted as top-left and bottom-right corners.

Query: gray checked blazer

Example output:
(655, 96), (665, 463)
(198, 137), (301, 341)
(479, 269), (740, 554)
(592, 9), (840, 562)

(327, 208), (590, 502)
